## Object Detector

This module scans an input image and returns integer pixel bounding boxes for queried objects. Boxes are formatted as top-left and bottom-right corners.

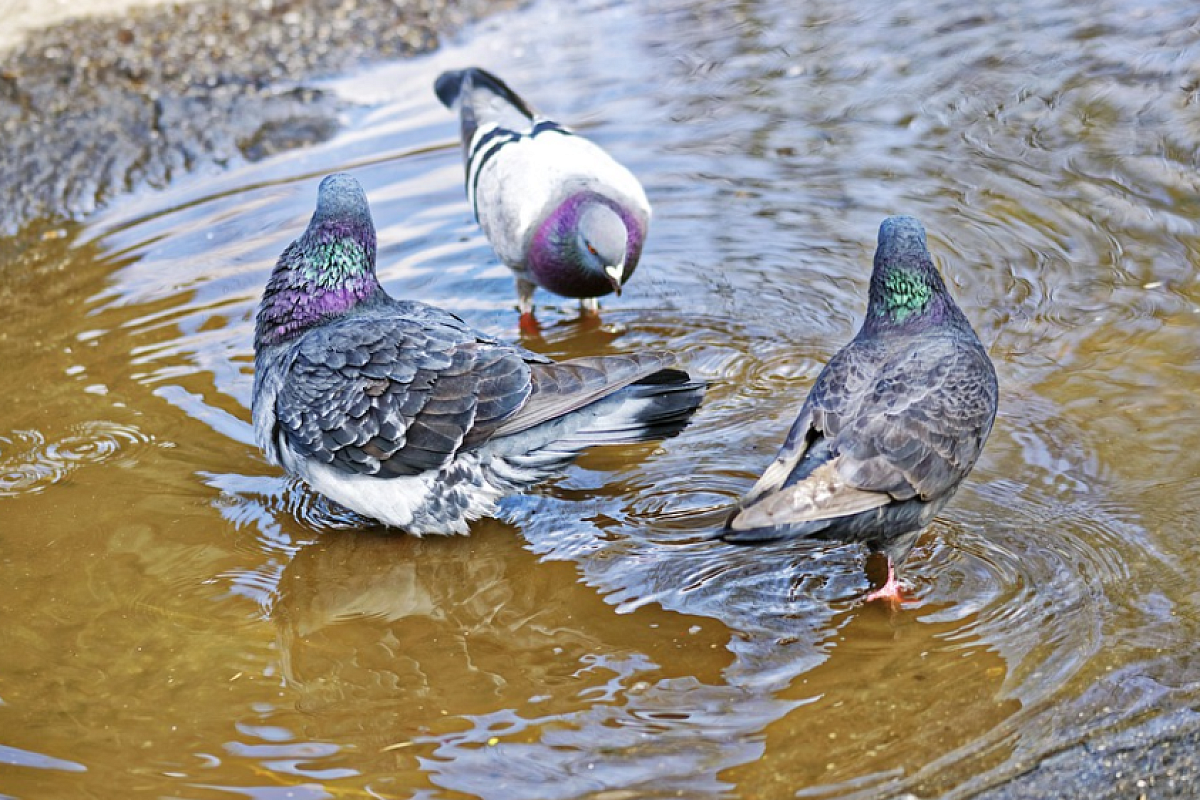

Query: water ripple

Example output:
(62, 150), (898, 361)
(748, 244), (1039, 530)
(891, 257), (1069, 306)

(0, 421), (153, 497)
(33, 0), (1200, 795)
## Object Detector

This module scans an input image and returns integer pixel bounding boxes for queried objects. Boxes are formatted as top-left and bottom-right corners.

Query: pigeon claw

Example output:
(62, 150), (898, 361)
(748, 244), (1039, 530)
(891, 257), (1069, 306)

(862, 556), (905, 607)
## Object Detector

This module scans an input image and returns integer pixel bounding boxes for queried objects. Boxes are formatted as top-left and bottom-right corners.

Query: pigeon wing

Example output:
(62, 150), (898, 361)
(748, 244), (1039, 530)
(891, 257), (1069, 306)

(732, 339), (880, 507)
(834, 334), (998, 501)
(274, 315), (533, 478)
(725, 344), (892, 536)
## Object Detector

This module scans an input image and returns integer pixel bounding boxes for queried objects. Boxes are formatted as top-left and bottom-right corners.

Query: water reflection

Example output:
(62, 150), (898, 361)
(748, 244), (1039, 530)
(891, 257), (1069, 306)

(0, 422), (155, 497)
(751, 607), (1019, 799)
(271, 526), (766, 797)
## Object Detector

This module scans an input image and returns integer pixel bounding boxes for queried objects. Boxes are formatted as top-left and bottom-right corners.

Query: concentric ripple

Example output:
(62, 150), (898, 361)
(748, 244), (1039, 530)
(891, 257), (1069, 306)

(7, 0), (1195, 797)
(0, 421), (153, 497)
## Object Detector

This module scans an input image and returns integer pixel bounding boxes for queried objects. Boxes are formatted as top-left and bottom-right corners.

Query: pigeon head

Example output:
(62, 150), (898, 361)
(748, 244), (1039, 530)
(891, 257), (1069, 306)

(255, 173), (383, 348)
(865, 215), (962, 330)
(527, 193), (643, 299)
(310, 173), (372, 230)
(577, 203), (630, 295)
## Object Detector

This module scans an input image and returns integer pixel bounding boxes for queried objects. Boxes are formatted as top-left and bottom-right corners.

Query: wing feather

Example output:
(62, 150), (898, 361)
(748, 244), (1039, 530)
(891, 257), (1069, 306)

(727, 332), (996, 536)
(488, 352), (676, 439)
(274, 312), (532, 478)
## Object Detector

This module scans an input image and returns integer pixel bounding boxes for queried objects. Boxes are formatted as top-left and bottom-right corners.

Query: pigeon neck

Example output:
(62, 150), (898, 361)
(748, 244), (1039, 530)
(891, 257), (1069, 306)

(255, 221), (382, 347)
(527, 192), (644, 297)
(865, 261), (958, 332)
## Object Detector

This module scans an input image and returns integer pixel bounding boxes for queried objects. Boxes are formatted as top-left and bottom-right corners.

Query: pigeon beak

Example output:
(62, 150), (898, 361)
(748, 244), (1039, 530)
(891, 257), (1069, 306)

(604, 262), (625, 296)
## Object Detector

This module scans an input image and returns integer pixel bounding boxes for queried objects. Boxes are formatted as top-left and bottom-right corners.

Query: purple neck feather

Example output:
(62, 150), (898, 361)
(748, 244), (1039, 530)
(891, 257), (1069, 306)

(255, 220), (381, 347)
(526, 192), (645, 298)
(861, 264), (967, 337)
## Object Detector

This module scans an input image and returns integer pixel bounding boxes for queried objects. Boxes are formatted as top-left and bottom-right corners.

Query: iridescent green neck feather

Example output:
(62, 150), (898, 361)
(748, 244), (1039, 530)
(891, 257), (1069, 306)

(298, 237), (372, 288)
(876, 268), (935, 323)
(255, 174), (382, 348)
(863, 215), (961, 332)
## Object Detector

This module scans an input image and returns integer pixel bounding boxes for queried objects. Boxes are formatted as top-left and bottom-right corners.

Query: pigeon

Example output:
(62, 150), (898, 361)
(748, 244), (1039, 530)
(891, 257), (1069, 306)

(252, 173), (703, 535)
(434, 67), (651, 330)
(722, 216), (998, 603)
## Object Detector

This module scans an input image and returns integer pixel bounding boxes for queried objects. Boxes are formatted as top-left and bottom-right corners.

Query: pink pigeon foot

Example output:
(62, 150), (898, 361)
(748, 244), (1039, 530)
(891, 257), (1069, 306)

(518, 311), (542, 337)
(862, 558), (905, 605)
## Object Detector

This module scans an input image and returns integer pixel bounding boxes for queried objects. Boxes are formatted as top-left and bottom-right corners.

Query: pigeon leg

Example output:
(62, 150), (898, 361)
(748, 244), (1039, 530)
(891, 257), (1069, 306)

(579, 296), (601, 318)
(516, 277), (538, 315)
(516, 278), (540, 333)
(862, 556), (905, 605)
(519, 312), (542, 336)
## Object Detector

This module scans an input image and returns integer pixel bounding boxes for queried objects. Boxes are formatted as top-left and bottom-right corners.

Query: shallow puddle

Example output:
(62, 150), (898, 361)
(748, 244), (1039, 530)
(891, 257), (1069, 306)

(2, 0), (1200, 797)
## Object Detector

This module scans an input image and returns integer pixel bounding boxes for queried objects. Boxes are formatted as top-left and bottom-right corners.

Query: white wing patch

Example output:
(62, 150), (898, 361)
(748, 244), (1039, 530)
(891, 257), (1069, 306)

(730, 459), (891, 531)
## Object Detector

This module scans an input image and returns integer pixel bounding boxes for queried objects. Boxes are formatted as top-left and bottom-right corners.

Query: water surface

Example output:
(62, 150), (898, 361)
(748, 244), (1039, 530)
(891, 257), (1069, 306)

(3, 0), (1200, 797)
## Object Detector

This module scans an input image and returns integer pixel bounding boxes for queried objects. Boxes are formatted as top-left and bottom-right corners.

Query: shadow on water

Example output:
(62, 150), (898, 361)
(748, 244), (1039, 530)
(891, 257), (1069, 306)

(2, 0), (1200, 797)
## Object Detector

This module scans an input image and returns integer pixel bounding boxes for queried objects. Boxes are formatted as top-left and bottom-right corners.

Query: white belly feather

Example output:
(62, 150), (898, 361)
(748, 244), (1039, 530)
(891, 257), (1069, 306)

(279, 441), (507, 535)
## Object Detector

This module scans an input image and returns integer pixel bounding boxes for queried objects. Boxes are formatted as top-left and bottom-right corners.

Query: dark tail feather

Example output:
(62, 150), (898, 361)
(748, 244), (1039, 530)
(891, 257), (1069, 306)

(434, 70), (468, 109)
(719, 519), (831, 544)
(719, 437), (839, 543)
(434, 67), (536, 119)
(560, 370), (706, 448)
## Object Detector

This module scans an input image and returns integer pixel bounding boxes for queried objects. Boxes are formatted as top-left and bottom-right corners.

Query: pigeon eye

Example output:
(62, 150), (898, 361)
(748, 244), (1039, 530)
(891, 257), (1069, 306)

(587, 244), (598, 256)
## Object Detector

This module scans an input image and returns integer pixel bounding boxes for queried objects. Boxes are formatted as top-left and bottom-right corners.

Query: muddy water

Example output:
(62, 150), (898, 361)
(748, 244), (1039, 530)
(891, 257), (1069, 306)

(3, 0), (1200, 797)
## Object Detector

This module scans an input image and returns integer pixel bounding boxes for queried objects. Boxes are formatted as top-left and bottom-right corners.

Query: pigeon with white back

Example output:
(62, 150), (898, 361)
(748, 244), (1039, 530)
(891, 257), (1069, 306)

(252, 173), (702, 534)
(434, 67), (651, 329)
(722, 216), (998, 603)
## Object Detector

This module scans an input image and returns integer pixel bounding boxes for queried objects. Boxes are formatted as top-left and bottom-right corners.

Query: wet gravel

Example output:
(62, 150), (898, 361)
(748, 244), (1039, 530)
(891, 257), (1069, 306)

(0, 0), (513, 235)
(972, 710), (1200, 800)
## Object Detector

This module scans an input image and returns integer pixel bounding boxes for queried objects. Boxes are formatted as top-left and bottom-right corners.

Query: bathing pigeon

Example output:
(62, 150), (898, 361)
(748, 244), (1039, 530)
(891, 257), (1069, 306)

(434, 67), (651, 329)
(722, 216), (998, 603)
(252, 173), (702, 534)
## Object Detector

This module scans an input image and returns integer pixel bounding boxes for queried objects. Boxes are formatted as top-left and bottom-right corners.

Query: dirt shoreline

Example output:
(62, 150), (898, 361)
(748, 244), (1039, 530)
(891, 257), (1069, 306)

(0, 0), (513, 236)
(0, 0), (187, 53)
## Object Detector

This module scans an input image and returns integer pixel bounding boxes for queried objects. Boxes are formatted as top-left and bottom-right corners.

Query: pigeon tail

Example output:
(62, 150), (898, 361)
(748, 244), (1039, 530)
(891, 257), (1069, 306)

(554, 369), (705, 448)
(436, 67), (542, 175)
(434, 67), (536, 119)
(720, 440), (890, 543)
(719, 517), (835, 544)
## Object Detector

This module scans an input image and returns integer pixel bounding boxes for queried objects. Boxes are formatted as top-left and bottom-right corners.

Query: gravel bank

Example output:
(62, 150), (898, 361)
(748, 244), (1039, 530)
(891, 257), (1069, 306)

(970, 710), (1200, 800)
(0, 0), (512, 235)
